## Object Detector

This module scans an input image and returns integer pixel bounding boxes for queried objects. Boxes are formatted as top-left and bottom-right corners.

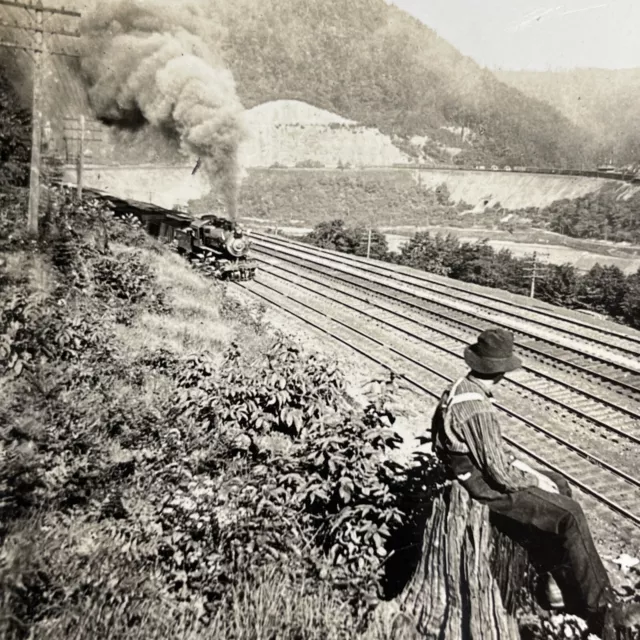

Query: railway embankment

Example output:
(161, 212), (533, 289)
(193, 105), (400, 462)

(62, 163), (634, 214)
(413, 168), (628, 210)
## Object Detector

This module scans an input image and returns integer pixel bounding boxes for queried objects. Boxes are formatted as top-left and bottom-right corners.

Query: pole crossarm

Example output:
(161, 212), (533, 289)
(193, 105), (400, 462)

(65, 137), (103, 144)
(0, 40), (80, 57)
(0, 0), (80, 17)
(64, 128), (103, 133)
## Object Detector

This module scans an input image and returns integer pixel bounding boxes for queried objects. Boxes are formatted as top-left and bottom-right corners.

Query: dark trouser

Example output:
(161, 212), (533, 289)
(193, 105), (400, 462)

(454, 459), (611, 613)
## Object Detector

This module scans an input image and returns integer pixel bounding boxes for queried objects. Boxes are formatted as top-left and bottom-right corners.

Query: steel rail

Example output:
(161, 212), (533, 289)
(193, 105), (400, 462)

(253, 231), (640, 350)
(255, 255), (640, 442)
(236, 279), (640, 528)
(253, 242), (640, 396)
(248, 276), (640, 492)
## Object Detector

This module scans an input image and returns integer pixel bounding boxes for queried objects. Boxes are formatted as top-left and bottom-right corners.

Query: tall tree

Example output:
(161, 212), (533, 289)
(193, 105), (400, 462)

(536, 264), (579, 307)
(0, 73), (30, 188)
(622, 270), (640, 329)
(577, 264), (628, 317)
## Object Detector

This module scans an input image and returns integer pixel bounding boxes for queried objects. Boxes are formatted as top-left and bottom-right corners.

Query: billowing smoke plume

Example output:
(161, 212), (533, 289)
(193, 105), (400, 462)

(80, 0), (246, 218)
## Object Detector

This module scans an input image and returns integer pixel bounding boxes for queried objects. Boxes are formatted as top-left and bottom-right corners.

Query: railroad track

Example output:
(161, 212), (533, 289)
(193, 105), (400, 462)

(234, 273), (640, 539)
(250, 235), (640, 399)
(253, 253), (640, 446)
(252, 231), (640, 358)
(89, 187), (640, 536)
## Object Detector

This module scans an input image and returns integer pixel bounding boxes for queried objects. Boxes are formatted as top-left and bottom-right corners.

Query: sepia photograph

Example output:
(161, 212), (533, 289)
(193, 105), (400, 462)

(1, 1), (640, 638)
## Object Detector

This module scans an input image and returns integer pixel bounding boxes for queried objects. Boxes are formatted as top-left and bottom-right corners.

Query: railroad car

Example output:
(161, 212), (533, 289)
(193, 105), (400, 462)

(174, 215), (257, 280)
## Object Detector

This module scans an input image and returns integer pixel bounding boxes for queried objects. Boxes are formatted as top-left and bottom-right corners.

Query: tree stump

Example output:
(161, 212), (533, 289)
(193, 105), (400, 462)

(377, 481), (536, 640)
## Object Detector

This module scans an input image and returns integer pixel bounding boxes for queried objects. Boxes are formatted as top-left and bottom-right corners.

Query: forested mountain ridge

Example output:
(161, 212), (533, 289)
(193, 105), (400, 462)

(0, 0), (595, 168)
(497, 68), (640, 165)
(214, 0), (593, 167)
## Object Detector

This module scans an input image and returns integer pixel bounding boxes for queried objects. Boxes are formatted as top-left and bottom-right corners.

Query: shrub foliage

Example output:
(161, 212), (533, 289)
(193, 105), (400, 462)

(0, 186), (442, 639)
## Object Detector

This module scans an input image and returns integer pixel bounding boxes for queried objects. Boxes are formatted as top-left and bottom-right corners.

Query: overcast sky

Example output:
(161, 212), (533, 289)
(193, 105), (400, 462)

(390, 0), (640, 70)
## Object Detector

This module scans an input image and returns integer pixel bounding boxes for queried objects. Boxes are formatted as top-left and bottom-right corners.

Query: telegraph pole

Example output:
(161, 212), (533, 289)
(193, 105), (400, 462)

(0, 0), (82, 234)
(530, 252), (538, 299)
(76, 115), (84, 198)
(366, 227), (372, 259)
(62, 115), (104, 167)
(27, 2), (44, 233)
(522, 251), (549, 299)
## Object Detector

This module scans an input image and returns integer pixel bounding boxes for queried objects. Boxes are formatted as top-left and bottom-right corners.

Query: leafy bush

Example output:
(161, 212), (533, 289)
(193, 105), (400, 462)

(302, 219), (389, 260)
(171, 336), (420, 607)
(0, 189), (31, 251)
(93, 253), (154, 304)
(0, 292), (102, 377)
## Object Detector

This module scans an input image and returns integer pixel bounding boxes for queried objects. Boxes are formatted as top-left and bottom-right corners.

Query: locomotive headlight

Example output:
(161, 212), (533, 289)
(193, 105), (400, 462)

(229, 239), (246, 256)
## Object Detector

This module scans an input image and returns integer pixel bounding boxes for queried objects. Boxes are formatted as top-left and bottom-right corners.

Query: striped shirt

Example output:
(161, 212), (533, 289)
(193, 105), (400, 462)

(432, 376), (536, 493)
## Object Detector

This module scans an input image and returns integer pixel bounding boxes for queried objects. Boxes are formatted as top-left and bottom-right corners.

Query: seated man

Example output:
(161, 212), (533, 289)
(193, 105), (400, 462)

(431, 328), (640, 637)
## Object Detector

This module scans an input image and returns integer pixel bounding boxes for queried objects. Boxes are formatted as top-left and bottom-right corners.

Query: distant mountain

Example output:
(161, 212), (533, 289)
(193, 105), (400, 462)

(1, 0), (595, 168)
(496, 68), (640, 165)
(216, 0), (593, 168)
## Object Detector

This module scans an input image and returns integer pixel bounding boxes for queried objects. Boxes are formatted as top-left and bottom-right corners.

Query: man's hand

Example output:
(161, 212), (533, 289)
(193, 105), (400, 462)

(512, 459), (559, 493)
(536, 474), (559, 494)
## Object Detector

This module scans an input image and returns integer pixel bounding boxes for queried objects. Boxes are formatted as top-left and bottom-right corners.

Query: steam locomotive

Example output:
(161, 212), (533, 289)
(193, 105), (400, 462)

(174, 214), (257, 280)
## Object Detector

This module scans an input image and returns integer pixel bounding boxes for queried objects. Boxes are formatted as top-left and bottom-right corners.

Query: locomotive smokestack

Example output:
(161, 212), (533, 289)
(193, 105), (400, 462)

(80, 0), (246, 213)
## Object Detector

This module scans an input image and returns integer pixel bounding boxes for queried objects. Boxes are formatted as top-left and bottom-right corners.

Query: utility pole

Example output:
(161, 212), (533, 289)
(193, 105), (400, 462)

(0, 0), (82, 234)
(27, 2), (44, 234)
(530, 252), (538, 299)
(522, 251), (549, 299)
(62, 115), (104, 166)
(366, 227), (372, 259)
(76, 115), (84, 198)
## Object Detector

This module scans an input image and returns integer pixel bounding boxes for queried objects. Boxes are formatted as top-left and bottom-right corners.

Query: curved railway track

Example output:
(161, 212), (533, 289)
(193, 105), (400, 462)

(234, 274), (640, 537)
(252, 231), (640, 354)
(81, 190), (640, 535)
(253, 253), (640, 445)
(250, 235), (640, 398)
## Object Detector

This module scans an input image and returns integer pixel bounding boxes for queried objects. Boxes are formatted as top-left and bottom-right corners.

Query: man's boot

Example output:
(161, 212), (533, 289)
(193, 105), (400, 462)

(588, 599), (640, 638)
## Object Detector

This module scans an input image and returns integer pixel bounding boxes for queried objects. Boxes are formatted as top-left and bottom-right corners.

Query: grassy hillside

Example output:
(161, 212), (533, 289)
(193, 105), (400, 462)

(0, 185), (430, 639)
(231, 169), (460, 227)
(496, 68), (640, 165)
(1, 0), (594, 168)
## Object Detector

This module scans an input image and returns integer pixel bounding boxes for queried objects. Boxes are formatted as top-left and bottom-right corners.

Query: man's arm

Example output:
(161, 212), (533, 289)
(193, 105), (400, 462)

(458, 410), (538, 492)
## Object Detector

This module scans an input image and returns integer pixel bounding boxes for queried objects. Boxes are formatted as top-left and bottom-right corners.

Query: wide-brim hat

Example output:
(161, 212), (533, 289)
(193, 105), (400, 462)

(464, 328), (521, 374)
